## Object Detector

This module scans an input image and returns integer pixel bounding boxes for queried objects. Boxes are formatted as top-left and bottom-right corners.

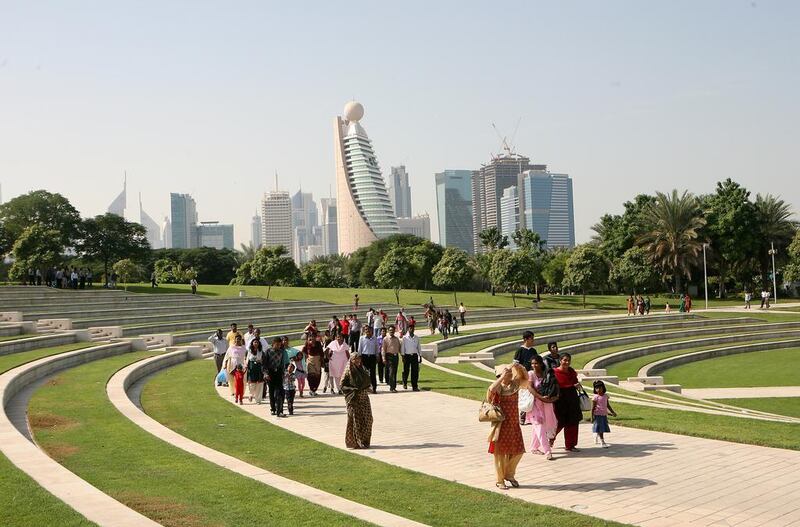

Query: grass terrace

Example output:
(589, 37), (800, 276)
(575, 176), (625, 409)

(661, 347), (800, 388)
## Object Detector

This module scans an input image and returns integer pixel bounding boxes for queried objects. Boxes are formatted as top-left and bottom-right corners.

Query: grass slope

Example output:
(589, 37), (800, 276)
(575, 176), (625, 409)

(142, 359), (623, 527)
(711, 398), (800, 419)
(662, 347), (800, 388)
(0, 343), (99, 527)
(28, 352), (371, 527)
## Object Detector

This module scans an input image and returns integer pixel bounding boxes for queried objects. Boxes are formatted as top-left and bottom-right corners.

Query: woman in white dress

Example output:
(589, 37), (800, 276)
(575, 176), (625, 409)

(326, 332), (350, 395)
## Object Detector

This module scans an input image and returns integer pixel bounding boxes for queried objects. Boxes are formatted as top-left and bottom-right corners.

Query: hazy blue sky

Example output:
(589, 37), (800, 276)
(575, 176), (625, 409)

(2, 1), (798, 247)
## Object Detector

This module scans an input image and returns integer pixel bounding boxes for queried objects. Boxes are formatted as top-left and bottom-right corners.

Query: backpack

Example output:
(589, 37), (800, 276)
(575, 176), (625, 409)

(538, 369), (560, 398)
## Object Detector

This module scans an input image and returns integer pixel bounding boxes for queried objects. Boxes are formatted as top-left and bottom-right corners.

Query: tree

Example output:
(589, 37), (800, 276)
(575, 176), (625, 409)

(374, 246), (419, 304)
(0, 222), (12, 257)
(753, 194), (797, 289)
(149, 247), (238, 285)
(563, 244), (608, 308)
(591, 194), (657, 263)
(488, 249), (527, 307)
(610, 246), (659, 295)
(250, 245), (298, 299)
(542, 248), (570, 293)
(512, 228), (546, 252)
(479, 227), (509, 252)
(431, 248), (472, 304)
(702, 179), (759, 297)
(78, 213), (150, 286)
(0, 190), (82, 249)
(637, 190), (706, 293)
(301, 255), (349, 288)
(8, 225), (63, 283)
(410, 241), (444, 290)
(512, 228), (547, 300)
(784, 231), (800, 284)
(346, 234), (427, 287)
(112, 259), (143, 291)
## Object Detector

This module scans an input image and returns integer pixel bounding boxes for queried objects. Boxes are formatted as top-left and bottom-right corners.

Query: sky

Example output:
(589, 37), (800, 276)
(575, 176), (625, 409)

(1, 0), (799, 248)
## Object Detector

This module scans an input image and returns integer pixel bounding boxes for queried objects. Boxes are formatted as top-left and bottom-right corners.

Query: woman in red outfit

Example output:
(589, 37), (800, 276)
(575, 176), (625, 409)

(487, 363), (528, 490)
(552, 353), (584, 452)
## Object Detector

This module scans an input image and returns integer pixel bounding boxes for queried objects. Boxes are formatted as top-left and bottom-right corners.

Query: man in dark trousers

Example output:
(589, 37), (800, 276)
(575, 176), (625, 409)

(381, 325), (402, 393)
(513, 330), (539, 424)
(358, 326), (379, 393)
(401, 326), (422, 391)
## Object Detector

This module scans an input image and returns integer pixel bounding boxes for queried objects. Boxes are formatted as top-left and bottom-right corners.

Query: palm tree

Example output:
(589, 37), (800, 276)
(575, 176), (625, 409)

(637, 190), (706, 292)
(236, 243), (257, 266)
(479, 227), (509, 252)
(754, 194), (798, 287)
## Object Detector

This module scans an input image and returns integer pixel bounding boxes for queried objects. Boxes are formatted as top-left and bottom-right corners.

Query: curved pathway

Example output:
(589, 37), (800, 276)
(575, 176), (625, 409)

(218, 383), (800, 527)
(108, 350), (428, 527)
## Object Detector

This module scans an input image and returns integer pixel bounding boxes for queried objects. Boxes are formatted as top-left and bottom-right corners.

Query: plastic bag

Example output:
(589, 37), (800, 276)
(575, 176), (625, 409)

(518, 388), (534, 413)
(216, 369), (228, 385)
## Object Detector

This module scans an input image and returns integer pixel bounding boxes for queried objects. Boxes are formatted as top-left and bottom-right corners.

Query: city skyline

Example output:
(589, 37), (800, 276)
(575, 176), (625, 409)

(2, 2), (798, 248)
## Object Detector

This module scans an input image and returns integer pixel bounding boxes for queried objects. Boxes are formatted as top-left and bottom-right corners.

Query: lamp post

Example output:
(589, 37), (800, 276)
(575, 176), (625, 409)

(702, 243), (709, 310)
(769, 242), (778, 305)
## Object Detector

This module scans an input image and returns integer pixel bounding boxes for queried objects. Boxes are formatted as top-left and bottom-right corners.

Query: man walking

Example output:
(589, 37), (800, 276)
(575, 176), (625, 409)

(226, 323), (242, 346)
(459, 302), (467, 326)
(401, 326), (422, 391)
(208, 329), (228, 381)
(348, 314), (362, 352)
(358, 326), (379, 393)
(265, 337), (288, 417)
(381, 325), (401, 393)
(513, 330), (539, 424)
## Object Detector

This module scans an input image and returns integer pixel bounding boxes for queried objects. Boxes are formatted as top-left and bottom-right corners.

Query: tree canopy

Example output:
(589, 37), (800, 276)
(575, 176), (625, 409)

(0, 190), (82, 250)
(77, 213), (150, 285)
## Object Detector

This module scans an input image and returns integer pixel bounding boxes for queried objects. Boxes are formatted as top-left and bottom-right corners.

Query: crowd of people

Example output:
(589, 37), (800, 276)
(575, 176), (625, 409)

(423, 301), (467, 339)
(211, 307), (425, 449)
(21, 267), (97, 288)
(487, 331), (618, 489)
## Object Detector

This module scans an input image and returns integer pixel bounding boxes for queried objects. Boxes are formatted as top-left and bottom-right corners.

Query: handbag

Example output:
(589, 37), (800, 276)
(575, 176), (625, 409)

(577, 386), (592, 412)
(478, 398), (505, 423)
(517, 388), (534, 413)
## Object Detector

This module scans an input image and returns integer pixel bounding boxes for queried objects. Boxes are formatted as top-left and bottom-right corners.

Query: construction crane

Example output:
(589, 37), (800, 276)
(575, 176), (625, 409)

(491, 117), (522, 158)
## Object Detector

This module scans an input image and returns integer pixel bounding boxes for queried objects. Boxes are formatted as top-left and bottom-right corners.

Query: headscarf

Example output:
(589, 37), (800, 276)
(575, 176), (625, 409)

(341, 353), (371, 405)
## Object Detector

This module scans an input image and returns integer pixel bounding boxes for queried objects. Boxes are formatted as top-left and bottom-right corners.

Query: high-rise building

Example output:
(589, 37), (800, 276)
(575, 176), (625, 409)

(500, 186), (519, 249)
(435, 169), (474, 254)
(388, 165), (412, 218)
(170, 192), (198, 249)
(291, 190), (319, 263)
(138, 193), (162, 249)
(320, 197), (338, 256)
(261, 190), (293, 255)
(333, 101), (398, 254)
(108, 173), (127, 217)
(397, 214), (431, 240)
(471, 153), (545, 253)
(250, 212), (262, 249)
(161, 216), (172, 249)
(196, 221), (234, 250)
(517, 170), (575, 248)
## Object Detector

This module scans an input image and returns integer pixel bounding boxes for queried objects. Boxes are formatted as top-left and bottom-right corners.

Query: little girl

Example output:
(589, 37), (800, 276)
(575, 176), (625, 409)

(592, 380), (617, 447)
(283, 362), (297, 415)
(292, 353), (307, 398)
(232, 364), (246, 405)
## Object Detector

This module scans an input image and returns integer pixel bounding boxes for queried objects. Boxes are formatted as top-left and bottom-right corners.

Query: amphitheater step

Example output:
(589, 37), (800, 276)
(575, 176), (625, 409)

(580, 375), (619, 385)
(576, 368), (607, 376)
(627, 376), (665, 385)
(642, 384), (683, 393)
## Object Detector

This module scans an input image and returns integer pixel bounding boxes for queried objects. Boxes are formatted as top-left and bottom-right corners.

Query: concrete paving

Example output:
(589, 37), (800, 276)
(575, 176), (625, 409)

(219, 385), (800, 527)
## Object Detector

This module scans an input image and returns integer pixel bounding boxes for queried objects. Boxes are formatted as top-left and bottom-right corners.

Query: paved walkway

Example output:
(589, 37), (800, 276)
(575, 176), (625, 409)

(219, 386), (800, 527)
(683, 386), (800, 399)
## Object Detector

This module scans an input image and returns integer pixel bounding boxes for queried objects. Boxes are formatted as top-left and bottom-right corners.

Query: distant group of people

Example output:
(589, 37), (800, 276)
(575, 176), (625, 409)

(423, 301), (467, 339)
(626, 295), (651, 316)
(744, 289), (773, 309)
(39, 267), (95, 289)
(487, 331), (617, 489)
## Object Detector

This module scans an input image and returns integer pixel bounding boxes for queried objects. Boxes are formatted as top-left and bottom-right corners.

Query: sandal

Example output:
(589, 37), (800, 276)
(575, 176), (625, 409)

(531, 449), (543, 455)
(506, 478), (519, 488)
(495, 482), (509, 490)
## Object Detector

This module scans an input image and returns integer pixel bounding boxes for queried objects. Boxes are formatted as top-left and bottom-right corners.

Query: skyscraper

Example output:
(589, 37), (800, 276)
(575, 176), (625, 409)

(517, 170), (575, 248)
(320, 197), (338, 256)
(196, 221), (234, 249)
(435, 169), (474, 254)
(471, 153), (545, 253)
(261, 190), (293, 255)
(161, 216), (172, 249)
(333, 101), (398, 254)
(138, 193), (162, 249)
(397, 214), (431, 240)
(108, 173), (127, 217)
(170, 192), (198, 249)
(250, 212), (262, 249)
(500, 186), (519, 249)
(291, 190), (319, 263)
(388, 165), (412, 218)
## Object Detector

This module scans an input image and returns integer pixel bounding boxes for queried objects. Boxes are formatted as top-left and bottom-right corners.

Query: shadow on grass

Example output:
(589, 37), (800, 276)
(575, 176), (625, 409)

(519, 477), (656, 492)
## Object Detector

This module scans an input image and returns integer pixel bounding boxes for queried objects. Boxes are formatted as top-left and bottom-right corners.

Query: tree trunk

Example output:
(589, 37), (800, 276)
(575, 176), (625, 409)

(535, 283), (541, 303)
(582, 288), (586, 309)
(512, 291), (516, 307)
(674, 273), (682, 294)
(104, 258), (109, 288)
(266, 284), (271, 300)
(394, 287), (400, 305)
(453, 288), (458, 306)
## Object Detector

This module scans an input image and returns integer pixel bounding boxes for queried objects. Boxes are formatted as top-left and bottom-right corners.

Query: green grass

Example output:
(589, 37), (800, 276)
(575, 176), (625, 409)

(28, 352), (373, 527)
(710, 398), (800, 419)
(662, 347), (800, 388)
(439, 362), (497, 379)
(142, 359), (622, 527)
(0, 334), (30, 342)
(0, 343), (100, 527)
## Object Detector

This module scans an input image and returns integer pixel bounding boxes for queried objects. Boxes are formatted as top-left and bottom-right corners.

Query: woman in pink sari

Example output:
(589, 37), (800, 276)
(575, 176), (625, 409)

(526, 356), (559, 460)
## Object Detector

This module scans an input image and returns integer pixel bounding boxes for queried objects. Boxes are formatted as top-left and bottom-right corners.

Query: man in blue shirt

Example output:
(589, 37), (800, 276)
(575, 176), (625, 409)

(358, 326), (379, 393)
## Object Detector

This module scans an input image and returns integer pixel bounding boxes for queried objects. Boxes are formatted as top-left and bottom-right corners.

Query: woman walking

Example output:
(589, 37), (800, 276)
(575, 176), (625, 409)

(487, 364), (527, 490)
(526, 356), (558, 460)
(246, 340), (264, 404)
(552, 353), (583, 452)
(223, 334), (247, 397)
(341, 353), (373, 449)
(326, 332), (350, 394)
(302, 335), (324, 395)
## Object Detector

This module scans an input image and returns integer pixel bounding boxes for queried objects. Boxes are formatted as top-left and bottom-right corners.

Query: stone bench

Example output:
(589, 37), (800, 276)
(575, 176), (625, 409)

(579, 374), (619, 385)
(642, 384), (682, 393)
(627, 376), (665, 385)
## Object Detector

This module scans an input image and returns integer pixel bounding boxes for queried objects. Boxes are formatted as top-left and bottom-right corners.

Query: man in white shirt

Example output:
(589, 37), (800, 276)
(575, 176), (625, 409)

(208, 329), (228, 382)
(358, 326), (379, 393)
(458, 302), (467, 326)
(401, 326), (422, 391)
(243, 324), (256, 348)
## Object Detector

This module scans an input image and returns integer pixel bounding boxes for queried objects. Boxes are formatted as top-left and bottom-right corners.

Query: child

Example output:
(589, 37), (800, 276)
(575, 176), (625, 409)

(591, 380), (617, 448)
(451, 315), (459, 335)
(292, 352), (307, 397)
(665, 302), (671, 314)
(232, 364), (246, 405)
(283, 362), (297, 415)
